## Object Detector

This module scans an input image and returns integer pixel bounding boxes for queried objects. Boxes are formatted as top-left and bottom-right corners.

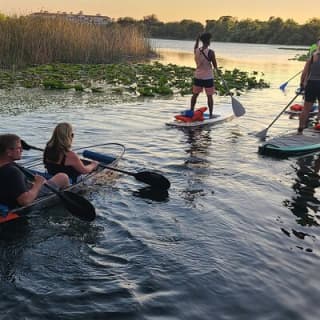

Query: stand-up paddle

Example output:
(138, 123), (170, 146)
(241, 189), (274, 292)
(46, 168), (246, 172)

(82, 150), (171, 190)
(255, 93), (300, 140)
(279, 70), (302, 91)
(218, 71), (246, 117)
(15, 163), (96, 222)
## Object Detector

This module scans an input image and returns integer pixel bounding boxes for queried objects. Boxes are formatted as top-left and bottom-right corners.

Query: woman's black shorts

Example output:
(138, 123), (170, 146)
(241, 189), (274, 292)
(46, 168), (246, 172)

(305, 80), (320, 103)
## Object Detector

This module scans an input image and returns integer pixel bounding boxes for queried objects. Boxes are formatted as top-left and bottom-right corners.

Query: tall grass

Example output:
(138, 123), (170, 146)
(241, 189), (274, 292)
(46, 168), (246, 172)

(0, 15), (152, 68)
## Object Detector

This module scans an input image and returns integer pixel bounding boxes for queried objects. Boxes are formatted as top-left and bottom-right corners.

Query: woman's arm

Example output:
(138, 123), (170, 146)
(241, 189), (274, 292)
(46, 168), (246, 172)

(66, 151), (99, 174)
(210, 50), (218, 70)
(194, 35), (200, 52)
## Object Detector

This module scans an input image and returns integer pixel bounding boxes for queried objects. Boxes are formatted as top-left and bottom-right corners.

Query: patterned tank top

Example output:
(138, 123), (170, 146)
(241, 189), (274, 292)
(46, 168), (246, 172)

(194, 47), (213, 80)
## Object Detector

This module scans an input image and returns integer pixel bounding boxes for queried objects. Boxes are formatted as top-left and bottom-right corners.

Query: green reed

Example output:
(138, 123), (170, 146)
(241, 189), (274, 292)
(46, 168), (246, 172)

(0, 15), (152, 68)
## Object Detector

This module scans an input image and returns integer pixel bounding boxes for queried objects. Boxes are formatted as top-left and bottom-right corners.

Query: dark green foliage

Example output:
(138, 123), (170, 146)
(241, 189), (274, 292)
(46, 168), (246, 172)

(0, 62), (269, 96)
(138, 15), (320, 45)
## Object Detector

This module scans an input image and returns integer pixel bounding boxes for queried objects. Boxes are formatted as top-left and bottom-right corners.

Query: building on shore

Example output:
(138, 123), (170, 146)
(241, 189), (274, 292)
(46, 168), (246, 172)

(30, 10), (112, 25)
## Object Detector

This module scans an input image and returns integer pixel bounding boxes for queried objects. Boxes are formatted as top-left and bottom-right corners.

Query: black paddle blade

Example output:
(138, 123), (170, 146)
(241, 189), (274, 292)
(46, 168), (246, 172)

(58, 191), (96, 222)
(21, 139), (43, 151)
(21, 139), (32, 150)
(135, 171), (171, 190)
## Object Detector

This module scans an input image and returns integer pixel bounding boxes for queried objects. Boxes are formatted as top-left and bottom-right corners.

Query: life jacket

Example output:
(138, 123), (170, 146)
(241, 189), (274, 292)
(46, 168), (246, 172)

(175, 107), (207, 122)
(290, 104), (303, 111)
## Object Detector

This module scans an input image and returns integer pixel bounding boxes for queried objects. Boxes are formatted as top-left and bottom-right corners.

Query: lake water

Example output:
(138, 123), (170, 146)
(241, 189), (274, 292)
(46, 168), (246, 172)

(0, 39), (319, 320)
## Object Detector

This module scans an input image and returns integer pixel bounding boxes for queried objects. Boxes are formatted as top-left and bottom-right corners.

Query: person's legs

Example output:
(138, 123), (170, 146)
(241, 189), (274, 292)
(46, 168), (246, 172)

(205, 86), (214, 118)
(298, 101), (314, 134)
(299, 81), (318, 133)
(191, 92), (199, 111)
(207, 94), (213, 117)
(49, 173), (70, 189)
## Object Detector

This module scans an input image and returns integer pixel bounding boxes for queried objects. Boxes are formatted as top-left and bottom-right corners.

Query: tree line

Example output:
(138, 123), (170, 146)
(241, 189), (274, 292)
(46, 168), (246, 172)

(117, 15), (320, 45)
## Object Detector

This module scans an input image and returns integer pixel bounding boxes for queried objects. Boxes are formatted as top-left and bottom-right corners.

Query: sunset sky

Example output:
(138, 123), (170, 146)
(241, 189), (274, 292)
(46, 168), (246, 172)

(0, 0), (319, 24)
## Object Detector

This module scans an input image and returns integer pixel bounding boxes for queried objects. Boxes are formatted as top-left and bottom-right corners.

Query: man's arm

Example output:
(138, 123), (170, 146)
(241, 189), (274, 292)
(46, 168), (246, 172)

(16, 175), (45, 206)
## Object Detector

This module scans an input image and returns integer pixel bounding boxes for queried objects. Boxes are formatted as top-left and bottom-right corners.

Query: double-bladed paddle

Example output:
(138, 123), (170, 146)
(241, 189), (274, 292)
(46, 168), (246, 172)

(255, 93), (300, 141)
(82, 150), (171, 190)
(100, 163), (170, 190)
(21, 139), (43, 151)
(217, 70), (246, 117)
(21, 141), (171, 191)
(14, 163), (96, 222)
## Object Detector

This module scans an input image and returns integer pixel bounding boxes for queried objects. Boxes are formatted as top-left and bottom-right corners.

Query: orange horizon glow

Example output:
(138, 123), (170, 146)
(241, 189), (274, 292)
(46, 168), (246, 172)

(0, 0), (319, 24)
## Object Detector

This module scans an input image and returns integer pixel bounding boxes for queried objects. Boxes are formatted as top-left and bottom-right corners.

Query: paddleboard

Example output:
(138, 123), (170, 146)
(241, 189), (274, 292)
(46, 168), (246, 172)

(165, 105), (234, 128)
(258, 128), (320, 158)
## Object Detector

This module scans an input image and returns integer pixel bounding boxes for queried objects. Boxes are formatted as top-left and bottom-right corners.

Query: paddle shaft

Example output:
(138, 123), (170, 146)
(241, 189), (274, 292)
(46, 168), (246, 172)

(264, 93), (300, 131)
(287, 70), (302, 83)
(97, 163), (170, 190)
(98, 163), (135, 177)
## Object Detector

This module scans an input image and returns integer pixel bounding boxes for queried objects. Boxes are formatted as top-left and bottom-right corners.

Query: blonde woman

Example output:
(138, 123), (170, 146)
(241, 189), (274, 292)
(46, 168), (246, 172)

(43, 123), (99, 182)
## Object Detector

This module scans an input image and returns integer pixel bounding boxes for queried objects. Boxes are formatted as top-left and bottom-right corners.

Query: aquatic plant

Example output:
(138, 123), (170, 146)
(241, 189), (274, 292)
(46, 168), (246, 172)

(0, 62), (269, 97)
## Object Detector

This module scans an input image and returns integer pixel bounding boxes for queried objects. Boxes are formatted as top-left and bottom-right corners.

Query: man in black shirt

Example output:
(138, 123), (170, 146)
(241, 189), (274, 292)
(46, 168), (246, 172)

(0, 134), (69, 209)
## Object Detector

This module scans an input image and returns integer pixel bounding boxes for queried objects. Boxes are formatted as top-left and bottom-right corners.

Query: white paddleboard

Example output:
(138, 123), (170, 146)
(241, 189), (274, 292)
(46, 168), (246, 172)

(165, 105), (234, 128)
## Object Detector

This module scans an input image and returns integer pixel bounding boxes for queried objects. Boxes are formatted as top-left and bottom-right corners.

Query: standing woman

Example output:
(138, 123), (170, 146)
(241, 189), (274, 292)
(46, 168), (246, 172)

(43, 123), (98, 182)
(190, 32), (218, 118)
(298, 38), (320, 134)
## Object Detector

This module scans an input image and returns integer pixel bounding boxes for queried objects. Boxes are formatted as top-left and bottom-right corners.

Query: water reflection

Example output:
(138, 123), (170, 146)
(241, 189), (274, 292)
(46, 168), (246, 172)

(183, 128), (212, 167)
(179, 128), (213, 206)
(0, 217), (30, 282)
(133, 186), (169, 202)
(284, 155), (320, 227)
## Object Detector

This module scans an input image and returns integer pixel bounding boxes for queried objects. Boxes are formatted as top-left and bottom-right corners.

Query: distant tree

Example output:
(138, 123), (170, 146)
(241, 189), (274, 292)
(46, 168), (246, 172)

(117, 17), (137, 25)
(301, 18), (320, 45)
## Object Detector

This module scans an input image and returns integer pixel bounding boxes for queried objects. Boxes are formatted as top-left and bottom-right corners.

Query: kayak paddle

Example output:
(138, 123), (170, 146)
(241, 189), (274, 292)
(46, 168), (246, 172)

(101, 163), (170, 190)
(21, 139), (43, 151)
(279, 70), (302, 91)
(15, 163), (96, 222)
(218, 71), (246, 117)
(255, 93), (300, 140)
(20, 141), (171, 190)
(82, 149), (170, 190)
